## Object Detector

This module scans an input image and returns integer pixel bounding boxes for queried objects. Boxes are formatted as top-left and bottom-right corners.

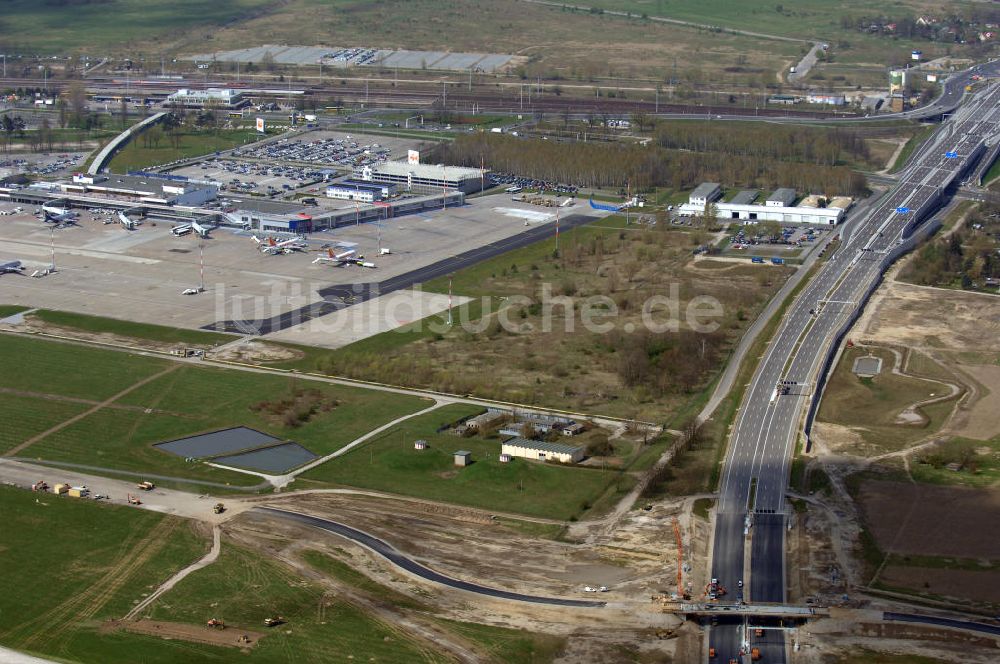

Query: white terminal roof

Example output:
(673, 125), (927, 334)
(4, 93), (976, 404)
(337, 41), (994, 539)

(370, 161), (485, 181)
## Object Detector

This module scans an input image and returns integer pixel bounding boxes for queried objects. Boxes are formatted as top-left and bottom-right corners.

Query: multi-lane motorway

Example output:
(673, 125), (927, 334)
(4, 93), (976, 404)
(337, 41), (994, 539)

(707, 81), (1000, 663)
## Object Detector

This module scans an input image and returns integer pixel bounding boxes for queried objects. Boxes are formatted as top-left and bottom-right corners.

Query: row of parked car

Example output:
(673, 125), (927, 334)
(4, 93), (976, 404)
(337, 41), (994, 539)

(232, 135), (391, 168)
(489, 172), (579, 195)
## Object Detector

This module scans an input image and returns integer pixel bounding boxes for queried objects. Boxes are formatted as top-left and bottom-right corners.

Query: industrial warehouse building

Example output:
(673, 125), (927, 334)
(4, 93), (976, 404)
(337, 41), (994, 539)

(166, 88), (248, 109)
(62, 173), (218, 206)
(326, 179), (396, 202)
(679, 182), (846, 225)
(501, 438), (585, 464)
(356, 162), (487, 194)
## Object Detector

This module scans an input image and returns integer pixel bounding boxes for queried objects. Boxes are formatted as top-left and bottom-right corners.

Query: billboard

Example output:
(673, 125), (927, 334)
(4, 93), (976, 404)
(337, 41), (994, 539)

(255, 117), (265, 133)
(407, 149), (420, 165)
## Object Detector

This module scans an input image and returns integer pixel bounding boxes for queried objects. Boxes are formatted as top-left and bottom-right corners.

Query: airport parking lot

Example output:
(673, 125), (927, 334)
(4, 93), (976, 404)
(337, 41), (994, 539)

(0, 194), (606, 345)
(230, 130), (423, 167)
(0, 152), (87, 179)
(170, 158), (325, 196)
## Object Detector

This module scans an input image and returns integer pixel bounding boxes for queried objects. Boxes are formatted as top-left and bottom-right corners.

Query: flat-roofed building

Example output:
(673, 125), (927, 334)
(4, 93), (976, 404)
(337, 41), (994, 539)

(729, 190), (759, 206)
(166, 88), (248, 109)
(62, 173), (217, 206)
(357, 162), (486, 194)
(766, 188), (797, 207)
(501, 438), (585, 464)
(689, 182), (722, 207)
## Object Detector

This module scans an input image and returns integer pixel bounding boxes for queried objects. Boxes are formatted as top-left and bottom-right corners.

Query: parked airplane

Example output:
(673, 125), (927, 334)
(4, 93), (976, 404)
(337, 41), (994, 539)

(0, 260), (24, 274)
(253, 235), (305, 255)
(41, 203), (76, 218)
(42, 210), (78, 226)
(312, 248), (357, 265)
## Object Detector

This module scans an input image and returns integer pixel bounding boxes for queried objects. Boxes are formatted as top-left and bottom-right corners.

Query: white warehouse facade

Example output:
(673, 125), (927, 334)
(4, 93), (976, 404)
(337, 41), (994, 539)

(678, 201), (844, 225)
(501, 438), (585, 464)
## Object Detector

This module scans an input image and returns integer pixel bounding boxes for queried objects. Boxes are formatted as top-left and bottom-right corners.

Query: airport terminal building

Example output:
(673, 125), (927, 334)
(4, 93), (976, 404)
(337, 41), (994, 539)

(62, 173), (218, 206)
(357, 162), (487, 194)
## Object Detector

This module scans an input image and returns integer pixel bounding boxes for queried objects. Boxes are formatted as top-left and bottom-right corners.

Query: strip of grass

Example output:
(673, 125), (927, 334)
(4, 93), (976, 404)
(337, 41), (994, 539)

(145, 538), (450, 663)
(302, 549), (565, 663)
(31, 309), (236, 347)
(0, 305), (29, 318)
(302, 403), (632, 520)
(108, 128), (266, 172)
(693, 497), (714, 520)
(440, 619), (565, 664)
(0, 485), (208, 660)
(888, 124), (935, 175)
(300, 550), (430, 611)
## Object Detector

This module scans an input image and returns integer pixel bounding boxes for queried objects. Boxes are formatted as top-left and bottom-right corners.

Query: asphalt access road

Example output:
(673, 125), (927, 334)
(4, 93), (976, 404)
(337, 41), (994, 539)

(883, 612), (1000, 637)
(205, 212), (598, 335)
(257, 507), (607, 608)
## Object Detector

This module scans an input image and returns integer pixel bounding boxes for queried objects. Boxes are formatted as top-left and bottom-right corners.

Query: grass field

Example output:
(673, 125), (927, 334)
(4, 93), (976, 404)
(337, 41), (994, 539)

(2, 335), (431, 487)
(196, 0), (801, 85)
(302, 550), (566, 662)
(30, 309), (236, 347)
(911, 435), (1000, 488)
(301, 403), (634, 520)
(0, 0), (274, 53)
(585, 0), (964, 64)
(0, 485), (208, 660)
(107, 128), (266, 172)
(312, 217), (790, 421)
(0, 394), (89, 455)
(817, 346), (957, 455)
(0, 305), (29, 318)
(889, 124), (936, 174)
(142, 540), (452, 663)
(0, 334), (171, 401)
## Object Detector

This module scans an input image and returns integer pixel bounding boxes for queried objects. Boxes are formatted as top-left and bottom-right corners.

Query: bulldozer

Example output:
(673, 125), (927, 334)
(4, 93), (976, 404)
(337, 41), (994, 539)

(213, 503), (226, 514)
(264, 616), (285, 627)
(136, 481), (155, 491)
(207, 618), (225, 630)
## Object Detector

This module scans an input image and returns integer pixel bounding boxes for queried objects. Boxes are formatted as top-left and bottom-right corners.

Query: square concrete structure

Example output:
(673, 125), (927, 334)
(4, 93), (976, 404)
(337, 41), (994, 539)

(454, 450), (472, 467)
(689, 182), (722, 207)
(729, 190), (759, 206)
(766, 188), (797, 207)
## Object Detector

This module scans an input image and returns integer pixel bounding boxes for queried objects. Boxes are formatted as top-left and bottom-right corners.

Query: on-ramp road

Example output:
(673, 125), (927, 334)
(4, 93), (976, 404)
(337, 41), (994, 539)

(256, 507), (607, 608)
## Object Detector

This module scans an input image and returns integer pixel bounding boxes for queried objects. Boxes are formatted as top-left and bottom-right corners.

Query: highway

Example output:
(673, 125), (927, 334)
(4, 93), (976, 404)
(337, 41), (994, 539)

(707, 81), (1000, 663)
(256, 507), (607, 608)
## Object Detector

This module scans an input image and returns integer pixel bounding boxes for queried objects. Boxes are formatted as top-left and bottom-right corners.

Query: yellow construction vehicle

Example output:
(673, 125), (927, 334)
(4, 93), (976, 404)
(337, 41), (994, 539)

(213, 503), (226, 514)
(136, 481), (155, 491)
(264, 616), (285, 627)
(207, 618), (225, 630)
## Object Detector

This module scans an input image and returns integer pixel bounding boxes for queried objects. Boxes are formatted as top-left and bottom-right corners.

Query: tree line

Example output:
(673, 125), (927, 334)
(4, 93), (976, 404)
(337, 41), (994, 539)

(434, 132), (867, 195)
